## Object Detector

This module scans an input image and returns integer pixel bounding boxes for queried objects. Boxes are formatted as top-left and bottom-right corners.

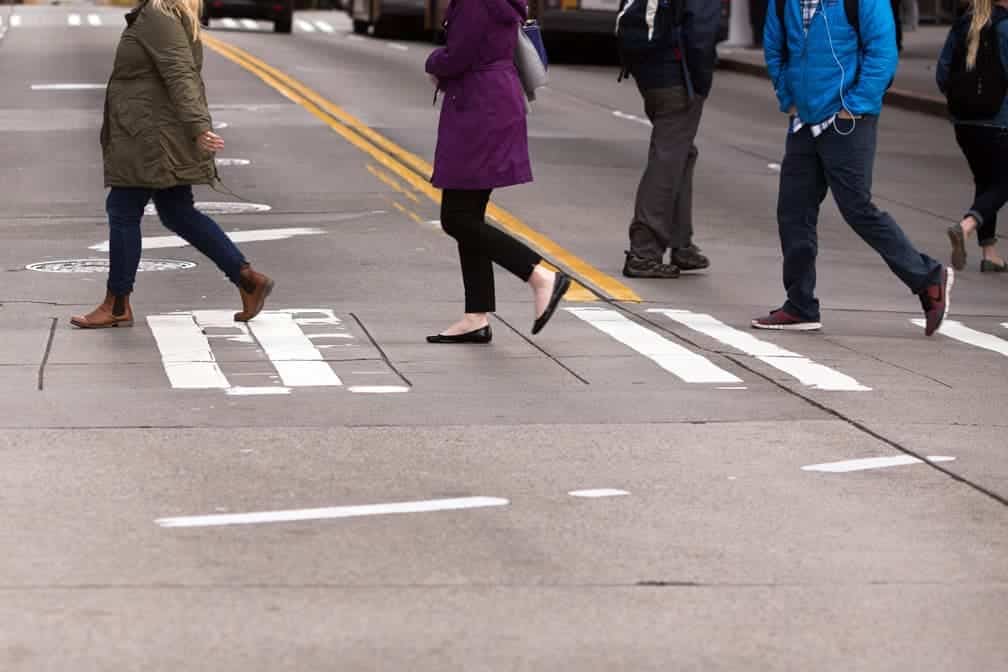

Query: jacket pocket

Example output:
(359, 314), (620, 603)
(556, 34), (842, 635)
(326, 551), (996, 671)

(114, 97), (152, 137)
(159, 125), (211, 182)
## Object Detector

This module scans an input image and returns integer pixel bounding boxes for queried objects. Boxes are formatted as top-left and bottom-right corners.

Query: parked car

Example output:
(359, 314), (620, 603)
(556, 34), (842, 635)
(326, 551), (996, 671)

(346, 0), (424, 37)
(201, 0), (294, 33)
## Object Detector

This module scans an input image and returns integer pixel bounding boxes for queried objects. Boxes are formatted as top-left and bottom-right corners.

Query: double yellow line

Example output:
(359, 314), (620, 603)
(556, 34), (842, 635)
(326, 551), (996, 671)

(202, 34), (639, 303)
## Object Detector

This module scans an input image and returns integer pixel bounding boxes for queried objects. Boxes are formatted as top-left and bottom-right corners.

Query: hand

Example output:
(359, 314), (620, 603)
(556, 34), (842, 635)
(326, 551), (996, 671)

(198, 130), (225, 153)
(837, 109), (862, 120)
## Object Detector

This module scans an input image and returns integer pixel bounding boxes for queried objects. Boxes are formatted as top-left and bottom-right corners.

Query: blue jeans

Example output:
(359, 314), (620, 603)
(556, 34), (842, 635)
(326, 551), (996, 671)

(106, 186), (246, 295)
(777, 116), (942, 321)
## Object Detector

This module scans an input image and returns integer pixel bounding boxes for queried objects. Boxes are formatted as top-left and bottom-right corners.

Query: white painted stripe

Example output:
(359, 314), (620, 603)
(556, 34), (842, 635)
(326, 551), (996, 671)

(248, 313), (343, 387)
(307, 333), (353, 339)
(68, 13), (82, 26)
(213, 121), (229, 130)
(215, 158), (251, 167)
(147, 315), (230, 389)
(651, 310), (871, 392)
(314, 20), (334, 32)
(296, 19), (315, 32)
(10, 15), (21, 27)
(802, 455), (956, 473)
(31, 83), (106, 91)
(156, 496), (509, 528)
(240, 18), (259, 29)
(346, 34), (364, 41)
(388, 42), (408, 51)
(90, 227), (325, 252)
(912, 319), (1008, 357)
(221, 18), (239, 28)
(613, 110), (651, 126)
(348, 385), (409, 394)
(768, 162), (781, 172)
(566, 307), (742, 384)
(226, 386), (292, 396)
(569, 489), (629, 498)
(1002, 323), (1008, 330)
(87, 14), (101, 26)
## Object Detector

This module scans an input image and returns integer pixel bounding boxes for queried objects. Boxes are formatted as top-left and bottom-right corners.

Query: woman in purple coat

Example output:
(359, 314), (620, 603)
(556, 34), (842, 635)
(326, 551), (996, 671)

(424, 0), (570, 344)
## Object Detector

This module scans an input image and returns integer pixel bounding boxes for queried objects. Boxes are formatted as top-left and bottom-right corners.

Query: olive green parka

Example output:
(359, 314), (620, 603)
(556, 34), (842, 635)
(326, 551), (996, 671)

(101, 2), (216, 189)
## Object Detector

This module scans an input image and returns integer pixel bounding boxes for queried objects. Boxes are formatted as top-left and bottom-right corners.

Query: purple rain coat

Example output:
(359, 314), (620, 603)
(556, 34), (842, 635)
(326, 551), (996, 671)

(425, 0), (533, 191)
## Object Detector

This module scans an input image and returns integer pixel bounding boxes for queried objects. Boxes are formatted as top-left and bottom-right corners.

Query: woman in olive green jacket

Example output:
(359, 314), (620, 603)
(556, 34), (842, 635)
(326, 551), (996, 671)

(72, 0), (273, 329)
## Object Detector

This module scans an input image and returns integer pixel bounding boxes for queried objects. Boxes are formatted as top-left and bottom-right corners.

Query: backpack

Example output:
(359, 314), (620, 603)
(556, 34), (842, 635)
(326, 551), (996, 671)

(615, 0), (685, 81)
(944, 13), (1008, 121)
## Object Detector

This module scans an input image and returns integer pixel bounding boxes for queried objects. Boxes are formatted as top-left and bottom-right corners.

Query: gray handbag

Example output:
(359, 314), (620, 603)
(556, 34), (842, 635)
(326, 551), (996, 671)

(514, 21), (548, 102)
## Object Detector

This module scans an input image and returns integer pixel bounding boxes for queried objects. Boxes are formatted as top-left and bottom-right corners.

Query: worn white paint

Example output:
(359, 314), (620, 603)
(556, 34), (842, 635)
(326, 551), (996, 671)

(307, 333), (353, 339)
(348, 385), (410, 394)
(215, 158), (251, 167)
(87, 14), (101, 26)
(225, 386), (292, 396)
(31, 83), (106, 90)
(10, 15), (21, 27)
(651, 309), (871, 392)
(91, 226), (323, 252)
(296, 19), (315, 32)
(388, 42), (408, 51)
(220, 18), (239, 28)
(768, 162), (781, 172)
(213, 121), (229, 130)
(314, 20), (335, 32)
(248, 313), (343, 387)
(147, 315), (230, 389)
(613, 110), (651, 126)
(912, 319), (1008, 357)
(569, 489), (629, 498)
(566, 307), (743, 384)
(67, 13), (81, 26)
(156, 496), (510, 528)
(240, 18), (259, 29)
(802, 456), (956, 473)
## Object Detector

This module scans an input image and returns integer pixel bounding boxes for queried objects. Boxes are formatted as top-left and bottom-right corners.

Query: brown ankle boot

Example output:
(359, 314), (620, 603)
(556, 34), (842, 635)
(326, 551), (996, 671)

(70, 291), (133, 329)
(234, 264), (274, 322)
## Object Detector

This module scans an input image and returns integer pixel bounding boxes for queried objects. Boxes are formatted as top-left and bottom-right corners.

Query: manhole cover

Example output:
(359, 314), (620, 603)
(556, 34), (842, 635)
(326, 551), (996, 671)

(215, 158), (251, 167)
(26, 258), (197, 273)
(144, 202), (271, 216)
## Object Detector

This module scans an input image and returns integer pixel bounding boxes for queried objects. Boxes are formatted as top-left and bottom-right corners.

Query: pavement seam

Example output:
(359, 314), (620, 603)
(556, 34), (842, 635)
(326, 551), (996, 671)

(348, 313), (412, 388)
(491, 314), (590, 385)
(36, 317), (57, 391)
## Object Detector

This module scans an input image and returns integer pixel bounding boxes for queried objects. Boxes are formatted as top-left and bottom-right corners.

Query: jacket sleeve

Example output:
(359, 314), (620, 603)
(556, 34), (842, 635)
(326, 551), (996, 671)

(425, 0), (491, 80)
(763, 0), (793, 113)
(935, 26), (957, 94)
(136, 10), (212, 140)
(682, 0), (720, 98)
(844, 0), (898, 115)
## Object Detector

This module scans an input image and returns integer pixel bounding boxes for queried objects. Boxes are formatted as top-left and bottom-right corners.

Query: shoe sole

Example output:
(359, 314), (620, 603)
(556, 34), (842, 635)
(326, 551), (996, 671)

(751, 320), (822, 331)
(532, 274), (572, 335)
(70, 318), (133, 329)
(622, 269), (681, 279)
(947, 225), (967, 271)
(234, 279), (275, 323)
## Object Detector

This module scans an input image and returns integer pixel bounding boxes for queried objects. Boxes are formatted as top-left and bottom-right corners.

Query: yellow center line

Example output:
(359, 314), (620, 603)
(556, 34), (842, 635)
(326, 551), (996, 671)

(202, 34), (640, 303)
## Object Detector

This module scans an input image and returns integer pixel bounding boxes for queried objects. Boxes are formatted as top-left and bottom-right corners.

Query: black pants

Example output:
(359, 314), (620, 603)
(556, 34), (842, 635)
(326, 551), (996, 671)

(440, 189), (541, 313)
(954, 124), (1008, 248)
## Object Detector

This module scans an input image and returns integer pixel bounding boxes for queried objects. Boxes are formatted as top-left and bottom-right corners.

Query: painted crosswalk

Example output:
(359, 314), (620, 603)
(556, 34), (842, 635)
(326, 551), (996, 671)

(912, 319), (1008, 358)
(5, 11), (351, 35)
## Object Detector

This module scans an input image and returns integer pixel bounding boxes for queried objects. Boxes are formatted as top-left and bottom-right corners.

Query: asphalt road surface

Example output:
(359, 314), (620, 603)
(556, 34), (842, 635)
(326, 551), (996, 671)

(1, 3), (1006, 670)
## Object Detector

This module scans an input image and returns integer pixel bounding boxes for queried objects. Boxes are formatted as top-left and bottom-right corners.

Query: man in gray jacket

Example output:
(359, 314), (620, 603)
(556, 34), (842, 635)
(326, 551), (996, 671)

(622, 0), (721, 278)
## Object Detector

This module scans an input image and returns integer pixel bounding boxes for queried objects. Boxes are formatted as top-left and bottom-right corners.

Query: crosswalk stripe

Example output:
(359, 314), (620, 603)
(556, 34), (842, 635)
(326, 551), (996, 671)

(10, 15), (21, 27)
(87, 14), (101, 26)
(147, 315), (230, 389)
(220, 18), (239, 28)
(296, 19), (316, 32)
(314, 20), (335, 32)
(247, 313), (343, 387)
(240, 18), (259, 29)
(650, 309), (871, 392)
(68, 13), (81, 26)
(566, 307), (743, 384)
(912, 319), (1008, 357)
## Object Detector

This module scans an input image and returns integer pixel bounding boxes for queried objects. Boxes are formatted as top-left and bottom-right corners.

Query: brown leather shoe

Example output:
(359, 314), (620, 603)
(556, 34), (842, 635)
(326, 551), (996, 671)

(70, 291), (133, 329)
(234, 265), (274, 322)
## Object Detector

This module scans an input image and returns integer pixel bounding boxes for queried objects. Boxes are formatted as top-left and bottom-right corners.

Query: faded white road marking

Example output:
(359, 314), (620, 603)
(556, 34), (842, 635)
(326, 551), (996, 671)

(768, 162), (781, 172)
(567, 307), (742, 384)
(147, 315), (230, 389)
(10, 15), (21, 27)
(569, 489), (629, 498)
(912, 319), (1008, 357)
(226, 386), (292, 396)
(248, 313), (343, 387)
(307, 333), (353, 339)
(346, 34), (364, 41)
(613, 110), (651, 126)
(90, 227), (324, 252)
(388, 42), (408, 51)
(156, 496), (509, 528)
(220, 18), (239, 28)
(215, 157), (251, 167)
(348, 385), (409, 394)
(31, 83), (106, 90)
(314, 20), (334, 32)
(213, 121), (229, 130)
(87, 14), (101, 26)
(802, 456), (956, 473)
(651, 309), (871, 392)
(240, 18), (259, 29)
(296, 19), (315, 32)
(67, 13), (81, 26)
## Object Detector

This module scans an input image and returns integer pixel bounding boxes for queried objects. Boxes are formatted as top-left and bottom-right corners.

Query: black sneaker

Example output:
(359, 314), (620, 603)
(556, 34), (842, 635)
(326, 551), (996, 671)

(919, 266), (954, 337)
(671, 245), (710, 271)
(622, 251), (680, 278)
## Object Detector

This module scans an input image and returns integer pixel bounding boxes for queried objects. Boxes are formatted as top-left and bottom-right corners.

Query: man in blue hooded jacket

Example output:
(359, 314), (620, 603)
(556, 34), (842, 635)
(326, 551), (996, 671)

(754, 0), (952, 336)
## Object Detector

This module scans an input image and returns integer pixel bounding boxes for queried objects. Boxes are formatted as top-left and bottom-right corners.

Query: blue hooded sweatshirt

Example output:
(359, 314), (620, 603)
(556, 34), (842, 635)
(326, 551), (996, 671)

(764, 0), (898, 125)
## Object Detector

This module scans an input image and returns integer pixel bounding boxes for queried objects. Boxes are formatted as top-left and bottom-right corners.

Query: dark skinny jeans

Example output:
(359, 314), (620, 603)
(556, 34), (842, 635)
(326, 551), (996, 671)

(106, 186), (246, 295)
(440, 189), (541, 314)
(954, 124), (1008, 248)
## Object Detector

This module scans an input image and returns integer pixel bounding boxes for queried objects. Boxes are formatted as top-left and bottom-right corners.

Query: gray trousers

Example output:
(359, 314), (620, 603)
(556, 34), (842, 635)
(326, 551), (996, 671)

(628, 86), (706, 259)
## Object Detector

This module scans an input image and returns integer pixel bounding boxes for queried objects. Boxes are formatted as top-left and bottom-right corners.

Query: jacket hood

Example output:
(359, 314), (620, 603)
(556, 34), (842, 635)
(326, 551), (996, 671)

(483, 0), (526, 24)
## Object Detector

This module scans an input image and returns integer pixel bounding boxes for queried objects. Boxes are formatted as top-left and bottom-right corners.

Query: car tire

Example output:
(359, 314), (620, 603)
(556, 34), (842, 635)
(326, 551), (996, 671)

(352, 19), (368, 34)
(275, 13), (293, 33)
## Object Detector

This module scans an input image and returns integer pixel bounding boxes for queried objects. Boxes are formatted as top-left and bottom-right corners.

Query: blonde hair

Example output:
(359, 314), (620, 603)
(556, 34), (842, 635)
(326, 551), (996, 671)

(967, 0), (993, 70)
(149, 0), (203, 41)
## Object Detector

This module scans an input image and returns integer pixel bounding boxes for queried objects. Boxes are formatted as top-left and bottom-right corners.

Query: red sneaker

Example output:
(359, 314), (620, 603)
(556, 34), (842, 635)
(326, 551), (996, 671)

(751, 309), (822, 331)
(919, 267), (954, 337)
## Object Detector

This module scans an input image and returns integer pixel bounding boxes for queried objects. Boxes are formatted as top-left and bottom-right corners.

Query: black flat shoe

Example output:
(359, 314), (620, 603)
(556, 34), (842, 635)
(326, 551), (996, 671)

(980, 258), (1008, 273)
(532, 272), (572, 335)
(426, 325), (492, 344)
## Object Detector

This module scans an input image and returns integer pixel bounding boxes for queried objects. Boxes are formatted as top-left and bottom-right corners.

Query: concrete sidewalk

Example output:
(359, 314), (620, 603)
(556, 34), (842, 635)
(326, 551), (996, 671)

(718, 25), (951, 117)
